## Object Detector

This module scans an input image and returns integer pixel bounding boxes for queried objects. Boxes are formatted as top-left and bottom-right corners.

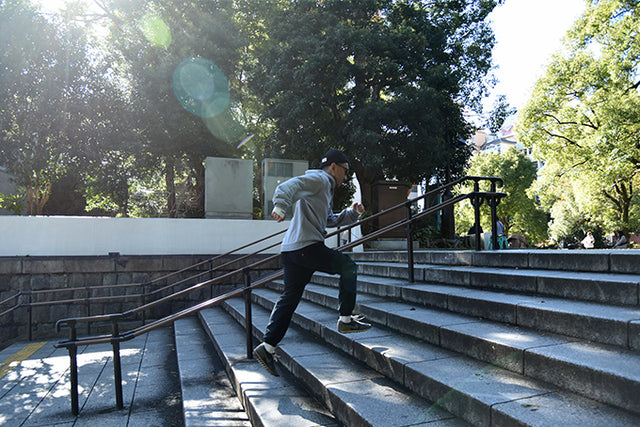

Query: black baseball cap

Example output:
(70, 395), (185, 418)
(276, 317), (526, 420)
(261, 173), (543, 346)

(320, 149), (348, 168)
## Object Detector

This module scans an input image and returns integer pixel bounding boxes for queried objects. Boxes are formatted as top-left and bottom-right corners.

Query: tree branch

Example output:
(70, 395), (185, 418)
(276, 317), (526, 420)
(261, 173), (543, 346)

(542, 128), (582, 147)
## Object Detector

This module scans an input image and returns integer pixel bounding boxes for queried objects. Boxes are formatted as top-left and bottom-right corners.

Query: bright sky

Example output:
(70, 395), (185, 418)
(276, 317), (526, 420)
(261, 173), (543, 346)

(487, 0), (587, 111)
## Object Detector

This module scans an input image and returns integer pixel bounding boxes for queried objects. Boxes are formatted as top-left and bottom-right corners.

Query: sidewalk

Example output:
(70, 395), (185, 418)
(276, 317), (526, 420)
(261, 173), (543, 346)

(0, 326), (183, 426)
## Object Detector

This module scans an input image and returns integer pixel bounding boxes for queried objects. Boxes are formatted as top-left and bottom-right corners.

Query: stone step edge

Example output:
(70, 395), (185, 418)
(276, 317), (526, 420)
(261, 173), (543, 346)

(355, 261), (640, 306)
(308, 272), (640, 350)
(256, 284), (640, 417)
(173, 316), (250, 427)
(349, 250), (640, 275)
(196, 308), (340, 427)
(225, 294), (640, 426)
(216, 300), (464, 426)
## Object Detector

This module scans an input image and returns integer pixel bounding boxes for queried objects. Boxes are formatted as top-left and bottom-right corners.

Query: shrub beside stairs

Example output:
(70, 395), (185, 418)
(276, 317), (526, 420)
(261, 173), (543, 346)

(174, 249), (640, 426)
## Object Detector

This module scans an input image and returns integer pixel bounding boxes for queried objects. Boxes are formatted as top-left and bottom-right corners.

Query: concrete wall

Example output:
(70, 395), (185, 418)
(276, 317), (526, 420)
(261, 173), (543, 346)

(0, 254), (281, 347)
(0, 216), (290, 257)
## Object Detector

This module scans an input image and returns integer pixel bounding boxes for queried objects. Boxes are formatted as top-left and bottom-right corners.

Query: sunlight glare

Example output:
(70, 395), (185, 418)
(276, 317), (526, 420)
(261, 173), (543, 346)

(140, 14), (172, 48)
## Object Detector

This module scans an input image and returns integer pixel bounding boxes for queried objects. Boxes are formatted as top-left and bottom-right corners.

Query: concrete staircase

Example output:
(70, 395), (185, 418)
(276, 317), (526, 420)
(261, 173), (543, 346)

(175, 249), (640, 426)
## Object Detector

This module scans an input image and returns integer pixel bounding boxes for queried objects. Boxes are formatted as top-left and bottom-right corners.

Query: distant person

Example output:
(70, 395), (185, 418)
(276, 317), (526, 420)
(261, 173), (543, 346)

(253, 149), (370, 377)
(468, 222), (483, 235)
(613, 230), (627, 249)
(507, 234), (528, 248)
(495, 220), (508, 249)
(581, 231), (595, 249)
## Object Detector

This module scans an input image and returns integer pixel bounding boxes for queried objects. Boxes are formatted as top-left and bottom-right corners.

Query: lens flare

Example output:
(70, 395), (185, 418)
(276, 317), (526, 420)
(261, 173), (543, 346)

(203, 107), (245, 143)
(172, 57), (230, 118)
(140, 15), (171, 48)
(236, 134), (255, 148)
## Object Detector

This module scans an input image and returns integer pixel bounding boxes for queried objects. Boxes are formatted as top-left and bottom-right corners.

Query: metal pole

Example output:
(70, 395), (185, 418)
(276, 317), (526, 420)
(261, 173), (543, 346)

(86, 284), (91, 335)
(27, 292), (32, 341)
(405, 202), (415, 283)
(69, 346), (79, 415)
(67, 322), (79, 415)
(111, 320), (124, 410)
(489, 181), (499, 250)
(244, 269), (253, 358)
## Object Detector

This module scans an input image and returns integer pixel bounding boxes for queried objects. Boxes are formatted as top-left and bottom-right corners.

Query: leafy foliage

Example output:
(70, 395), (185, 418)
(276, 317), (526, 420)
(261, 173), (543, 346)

(518, 0), (640, 237)
(456, 148), (548, 245)
(248, 0), (500, 211)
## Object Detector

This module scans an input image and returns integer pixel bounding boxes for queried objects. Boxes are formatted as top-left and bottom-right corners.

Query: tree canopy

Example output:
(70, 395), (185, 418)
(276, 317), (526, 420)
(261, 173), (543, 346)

(518, 0), (640, 239)
(248, 0), (500, 211)
(1, 0), (502, 219)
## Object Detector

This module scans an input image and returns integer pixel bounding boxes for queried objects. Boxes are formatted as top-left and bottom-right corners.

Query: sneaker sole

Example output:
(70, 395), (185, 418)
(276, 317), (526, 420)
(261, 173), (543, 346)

(254, 351), (279, 376)
(338, 326), (372, 334)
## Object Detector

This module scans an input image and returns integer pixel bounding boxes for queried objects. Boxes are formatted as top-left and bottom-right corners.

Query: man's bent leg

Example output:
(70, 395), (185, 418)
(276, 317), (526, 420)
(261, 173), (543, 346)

(263, 251), (314, 347)
(300, 243), (358, 316)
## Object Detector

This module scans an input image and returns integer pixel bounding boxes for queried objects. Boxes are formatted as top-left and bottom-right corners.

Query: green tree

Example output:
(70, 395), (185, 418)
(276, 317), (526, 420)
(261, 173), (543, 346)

(518, 0), (640, 235)
(248, 0), (500, 212)
(0, 0), (119, 214)
(456, 148), (548, 245)
(86, 0), (248, 217)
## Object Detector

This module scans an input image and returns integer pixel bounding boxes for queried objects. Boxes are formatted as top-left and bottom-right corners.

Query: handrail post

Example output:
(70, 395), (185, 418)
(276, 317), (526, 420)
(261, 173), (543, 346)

(488, 181), (502, 251)
(111, 319), (124, 410)
(66, 321), (79, 415)
(85, 284), (91, 335)
(471, 180), (483, 251)
(26, 291), (32, 341)
(489, 181), (499, 251)
(405, 202), (415, 283)
(243, 268), (253, 359)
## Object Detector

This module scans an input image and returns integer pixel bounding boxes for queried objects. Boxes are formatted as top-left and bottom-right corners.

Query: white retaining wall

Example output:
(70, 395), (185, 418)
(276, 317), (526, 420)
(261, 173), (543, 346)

(0, 216), (291, 257)
(0, 216), (363, 257)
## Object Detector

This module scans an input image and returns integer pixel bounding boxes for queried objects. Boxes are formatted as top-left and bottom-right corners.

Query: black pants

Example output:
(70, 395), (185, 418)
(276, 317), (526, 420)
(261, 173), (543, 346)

(263, 242), (358, 346)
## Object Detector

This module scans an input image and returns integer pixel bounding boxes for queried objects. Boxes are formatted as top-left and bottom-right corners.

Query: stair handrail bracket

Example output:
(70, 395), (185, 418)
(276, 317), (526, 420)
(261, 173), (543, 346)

(50, 174), (505, 415)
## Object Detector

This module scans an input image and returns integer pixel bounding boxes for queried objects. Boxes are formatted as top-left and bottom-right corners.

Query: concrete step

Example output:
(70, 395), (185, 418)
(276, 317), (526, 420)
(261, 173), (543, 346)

(351, 249), (640, 274)
(258, 282), (640, 420)
(173, 316), (250, 426)
(197, 307), (342, 426)
(214, 300), (467, 426)
(354, 261), (640, 306)
(310, 272), (640, 350)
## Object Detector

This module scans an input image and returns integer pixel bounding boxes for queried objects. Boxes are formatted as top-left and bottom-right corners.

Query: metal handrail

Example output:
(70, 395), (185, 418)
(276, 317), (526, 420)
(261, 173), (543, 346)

(51, 175), (505, 415)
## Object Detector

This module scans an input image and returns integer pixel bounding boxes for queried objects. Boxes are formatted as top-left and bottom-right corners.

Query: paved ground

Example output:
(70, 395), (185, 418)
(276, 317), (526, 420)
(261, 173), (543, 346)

(0, 326), (184, 426)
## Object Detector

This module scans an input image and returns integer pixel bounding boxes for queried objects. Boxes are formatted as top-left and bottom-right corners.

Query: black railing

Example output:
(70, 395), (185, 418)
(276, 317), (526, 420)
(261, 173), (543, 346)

(45, 175), (505, 415)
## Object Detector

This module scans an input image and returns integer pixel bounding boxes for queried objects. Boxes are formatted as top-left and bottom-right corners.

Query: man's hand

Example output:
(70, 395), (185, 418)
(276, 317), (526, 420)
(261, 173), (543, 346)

(352, 203), (365, 215)
(272, 206), (286, 222)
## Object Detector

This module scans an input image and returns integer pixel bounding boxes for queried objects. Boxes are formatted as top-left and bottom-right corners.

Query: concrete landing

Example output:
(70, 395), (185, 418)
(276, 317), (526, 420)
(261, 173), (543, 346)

(0, 327), (183, 426)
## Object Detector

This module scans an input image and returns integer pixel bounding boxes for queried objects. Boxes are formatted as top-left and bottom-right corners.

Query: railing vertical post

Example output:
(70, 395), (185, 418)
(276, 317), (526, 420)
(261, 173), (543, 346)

(472, 180), (482, 251)
(405, 202), (415, 283)
(86, 284), (91, 335)
(489, 180), (499, 251)
(243, 268), (253, 359)
(69, 346), (79, 415)
(66, 321), (79, 416)
(26, 291), (32, 341)
(111, 319), (124, 410)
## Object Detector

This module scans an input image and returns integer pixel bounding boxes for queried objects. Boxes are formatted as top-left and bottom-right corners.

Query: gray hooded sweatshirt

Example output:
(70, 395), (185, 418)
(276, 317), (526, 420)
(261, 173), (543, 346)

(273, 169), (360, 252)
